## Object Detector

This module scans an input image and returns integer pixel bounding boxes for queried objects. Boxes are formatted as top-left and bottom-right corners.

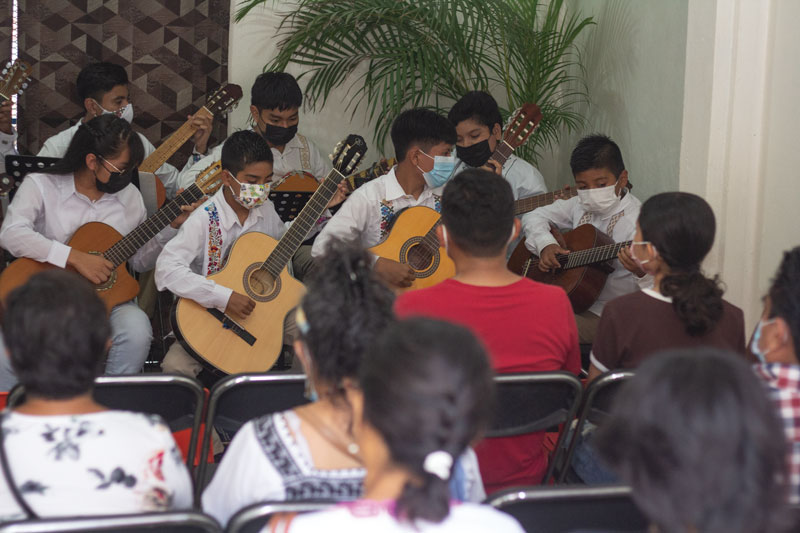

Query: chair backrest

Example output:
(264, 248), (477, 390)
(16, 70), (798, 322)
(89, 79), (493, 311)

(487, 485), (648, 533)
(194, 374), (307, 498)
(0, 511), (221, 533)
(226, 502), (329, 533)
(557, 370), (635, 482)
(7, 375), (205, 467)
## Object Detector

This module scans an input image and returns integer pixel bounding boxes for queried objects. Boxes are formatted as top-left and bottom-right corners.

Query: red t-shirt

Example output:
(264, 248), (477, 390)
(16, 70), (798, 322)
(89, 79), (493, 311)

(395, 278), (581, 493)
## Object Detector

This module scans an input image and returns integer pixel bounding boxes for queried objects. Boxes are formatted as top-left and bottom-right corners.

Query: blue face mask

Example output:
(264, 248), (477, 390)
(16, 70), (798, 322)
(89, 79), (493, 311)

(417, 150), (455, 188)
(751, 318), (776, 364)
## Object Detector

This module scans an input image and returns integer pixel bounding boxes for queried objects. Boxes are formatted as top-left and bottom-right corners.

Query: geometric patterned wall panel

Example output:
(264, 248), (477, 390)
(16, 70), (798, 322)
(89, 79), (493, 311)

(0, 1), (11, 68)
(17, 0), (229, 167)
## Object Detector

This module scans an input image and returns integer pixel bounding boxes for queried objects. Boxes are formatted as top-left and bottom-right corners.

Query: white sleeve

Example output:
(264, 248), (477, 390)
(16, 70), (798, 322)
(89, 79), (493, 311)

(506, 159), (547, 199)
(201, 420), (285, 527)
(308, 140), (332, 181)
(176, 146), (223, 192)
(0, 177), (72, 267)
(154, 210), (233, 311)
(520, 198), (577, 255)
(37, 134), (64, 158)
(311, 191), (371, 259)
(129, 225), (178, 273)
(0, 130), (17, 174)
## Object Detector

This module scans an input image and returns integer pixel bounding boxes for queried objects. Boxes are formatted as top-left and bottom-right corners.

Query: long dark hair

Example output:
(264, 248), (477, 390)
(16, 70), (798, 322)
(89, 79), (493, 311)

(639, 192), (723, 336)
(47, 114), (144, 176)
(594, 348), (790, 533)
(300, 243), (395, 395)
(361, 318), (494, 523)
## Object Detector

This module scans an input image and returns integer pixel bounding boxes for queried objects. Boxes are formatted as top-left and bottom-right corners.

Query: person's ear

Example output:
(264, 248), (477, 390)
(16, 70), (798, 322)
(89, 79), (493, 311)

(249, 105), (262, 124)
(616, 170), (629, 194)
(436, 224), (446, 249)
(84, 98), (100, 118)
(766, 318), (792, 352)
(512, 218), (521, 242)
(85, 153), (100, 172)
(492, 123), (502, 141)
(220, 169), (235, 187)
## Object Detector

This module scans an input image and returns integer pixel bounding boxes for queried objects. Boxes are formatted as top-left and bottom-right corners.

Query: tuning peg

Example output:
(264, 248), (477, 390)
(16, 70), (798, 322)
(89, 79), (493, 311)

(1, 69), (6, 76)
(21, 83), (28, 89)
(4, 61), (9, 68)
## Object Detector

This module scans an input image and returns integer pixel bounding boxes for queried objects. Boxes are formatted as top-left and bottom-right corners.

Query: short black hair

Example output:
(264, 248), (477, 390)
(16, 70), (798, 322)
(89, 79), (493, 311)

(361, 318), (494, 524)
(251, 72), (302, 111)
(595, 348), (790, 533)
(221, 130), (273, 176)
(441, 168), (514, 257)
(299, 243), (395, 393)
(569, 134), (625, 178)
(3, 271), (110, 400)
(76, 62), (129, 102)
(390, 108), (457, 162)
(768, 246), (800, 351)
(447, 91), (503, 131)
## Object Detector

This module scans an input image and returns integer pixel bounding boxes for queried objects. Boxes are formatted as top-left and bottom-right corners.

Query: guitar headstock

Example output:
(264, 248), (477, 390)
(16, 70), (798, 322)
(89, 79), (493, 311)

(195, 161), (224, 195)
(330, 134), (367, 176)
(502, 103), (543, 149)
(0, 59), (32, 101)
(203, 84), (243, 117)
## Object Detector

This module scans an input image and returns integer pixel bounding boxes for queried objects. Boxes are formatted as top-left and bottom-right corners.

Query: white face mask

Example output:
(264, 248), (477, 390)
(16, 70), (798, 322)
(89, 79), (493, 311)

(577, 183), (622, 216)
(94, 99), (134, 124)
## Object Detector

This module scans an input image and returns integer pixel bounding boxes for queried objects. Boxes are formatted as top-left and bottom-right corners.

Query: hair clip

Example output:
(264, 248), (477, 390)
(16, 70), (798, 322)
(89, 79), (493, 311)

(423, 450), (453, 481)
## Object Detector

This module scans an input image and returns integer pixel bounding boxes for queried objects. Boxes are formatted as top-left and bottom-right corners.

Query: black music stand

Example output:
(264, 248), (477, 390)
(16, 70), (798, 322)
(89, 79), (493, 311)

(4, 155), (60, 198)
(269, 190), (314, 223)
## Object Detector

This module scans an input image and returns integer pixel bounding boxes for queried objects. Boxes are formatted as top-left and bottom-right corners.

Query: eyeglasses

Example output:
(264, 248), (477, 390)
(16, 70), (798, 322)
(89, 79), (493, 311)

(99, 156), (122, 173)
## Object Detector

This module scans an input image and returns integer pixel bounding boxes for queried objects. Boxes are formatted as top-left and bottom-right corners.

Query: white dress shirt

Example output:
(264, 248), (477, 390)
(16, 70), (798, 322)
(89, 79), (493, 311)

(520, 192), (650, 316)
(37, 122), (193, 198)
(0, 129), (17, 174)
(453, 153), (546, 200)
(155, 188), (288, 312)
(311, 166), (444, 261)
(177, 131), (331, 191)
(0, 171), (175, 272)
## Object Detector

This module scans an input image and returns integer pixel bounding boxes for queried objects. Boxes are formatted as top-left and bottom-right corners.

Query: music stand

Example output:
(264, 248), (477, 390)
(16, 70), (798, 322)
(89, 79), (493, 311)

(269, 190), (314, 223)
(4, 155), (60, 198)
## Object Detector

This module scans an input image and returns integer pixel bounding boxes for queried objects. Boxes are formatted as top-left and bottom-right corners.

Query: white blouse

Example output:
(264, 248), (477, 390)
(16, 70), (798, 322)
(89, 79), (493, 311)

(0, 410), (193, 522)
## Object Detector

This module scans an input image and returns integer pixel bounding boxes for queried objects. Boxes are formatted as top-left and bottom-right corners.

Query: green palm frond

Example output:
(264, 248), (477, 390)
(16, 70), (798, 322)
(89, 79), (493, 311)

(237, 0), (593, 162)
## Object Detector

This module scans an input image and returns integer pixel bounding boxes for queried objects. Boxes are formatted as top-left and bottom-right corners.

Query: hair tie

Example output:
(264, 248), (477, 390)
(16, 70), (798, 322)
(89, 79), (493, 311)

(423, 450), (453, 481)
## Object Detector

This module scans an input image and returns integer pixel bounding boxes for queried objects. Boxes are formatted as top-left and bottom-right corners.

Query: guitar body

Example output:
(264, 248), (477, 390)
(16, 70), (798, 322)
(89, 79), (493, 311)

(272, 171), (319, 192)
(507, 225), (614, 313)
(172, 232), (306, 375)
(0, 222), (139, 312)
(369, 206), (455, 292)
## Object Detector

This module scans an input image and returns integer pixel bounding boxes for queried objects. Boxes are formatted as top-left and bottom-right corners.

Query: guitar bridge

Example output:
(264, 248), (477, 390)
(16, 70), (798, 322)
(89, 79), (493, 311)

(206, 308), (256, 346)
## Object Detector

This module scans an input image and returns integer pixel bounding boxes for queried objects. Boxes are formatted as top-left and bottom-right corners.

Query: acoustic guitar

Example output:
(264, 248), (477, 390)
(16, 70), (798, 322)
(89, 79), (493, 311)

(0, 59), (33, 196)
(369, 103), (544, 291)
(0, 163), (224, 311)
(172, 134), (367, 375)
(507, 224), (632, 313)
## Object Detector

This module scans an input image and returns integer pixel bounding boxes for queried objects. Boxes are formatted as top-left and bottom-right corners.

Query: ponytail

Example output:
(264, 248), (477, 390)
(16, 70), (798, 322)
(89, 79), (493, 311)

(660, 269), (724, 336)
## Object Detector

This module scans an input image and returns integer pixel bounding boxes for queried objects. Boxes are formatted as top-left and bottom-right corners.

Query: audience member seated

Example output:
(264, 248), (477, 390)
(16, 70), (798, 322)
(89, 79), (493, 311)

(751, 246), (800, 504)
(267, 318), (524, 533)
(594, 348), (793, 533)
(589, 192), (745, 380)
(395, 168), (580, 493)
(0, 271), (192, 522)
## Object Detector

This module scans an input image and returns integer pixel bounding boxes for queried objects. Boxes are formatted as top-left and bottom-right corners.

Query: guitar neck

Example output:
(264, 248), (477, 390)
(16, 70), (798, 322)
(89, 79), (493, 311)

(262, 168), (346, 277)
(139, 107), (211, 173)
(103, 183), (206, 267)
(488, 140), (515, 168)
(562, 240), (633, 269)
(514, 188), (579, 216)
(345, 158), (396, 192)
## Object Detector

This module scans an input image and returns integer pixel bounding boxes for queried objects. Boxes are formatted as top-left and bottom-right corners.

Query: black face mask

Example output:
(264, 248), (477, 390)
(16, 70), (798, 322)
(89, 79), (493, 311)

(95, 164), (138, 194)
(456, 138), (494, 168)
(262, 123), (298, 146)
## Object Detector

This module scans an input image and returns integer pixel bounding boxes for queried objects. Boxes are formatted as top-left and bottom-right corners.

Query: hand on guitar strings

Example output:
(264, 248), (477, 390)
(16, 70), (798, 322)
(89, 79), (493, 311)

(0, 101), (12, 135)
(374, 257), (415, 289)
(225, 291), (255, 319)
(327, 181), (350, 208)
(66, 249), (114, 285)
(618, 244), (647, 278)
(538, 243), (570, 273)
(170, 189), (207, 229)
(188, 113), (214, 155)
(481, 159), (503, 176)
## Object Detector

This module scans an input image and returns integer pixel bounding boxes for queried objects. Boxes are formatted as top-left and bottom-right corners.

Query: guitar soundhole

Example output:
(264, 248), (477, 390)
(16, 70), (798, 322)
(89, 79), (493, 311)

(243, 263), (281, 302)
(89, 251), (116, 291)
(400, 238), (440, 279)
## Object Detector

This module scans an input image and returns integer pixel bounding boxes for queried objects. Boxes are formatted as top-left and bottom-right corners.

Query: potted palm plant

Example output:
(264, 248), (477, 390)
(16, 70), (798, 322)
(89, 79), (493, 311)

(236, 0), (593, 163)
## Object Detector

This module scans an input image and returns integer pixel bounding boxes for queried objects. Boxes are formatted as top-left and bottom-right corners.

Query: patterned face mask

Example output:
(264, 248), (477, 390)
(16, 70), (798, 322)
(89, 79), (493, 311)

(228, 172), (270, 209)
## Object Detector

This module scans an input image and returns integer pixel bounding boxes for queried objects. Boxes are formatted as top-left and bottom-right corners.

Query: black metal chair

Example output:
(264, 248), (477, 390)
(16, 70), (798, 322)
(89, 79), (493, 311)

(557, 370), (635, 482)
(194, 374), (307, 500)
(225, 502), (329, 533)
(487, 485), (648, 533)
(7, 374), (205, 468)
(486, 371), (583, 484)
(0, 511), (221, 533)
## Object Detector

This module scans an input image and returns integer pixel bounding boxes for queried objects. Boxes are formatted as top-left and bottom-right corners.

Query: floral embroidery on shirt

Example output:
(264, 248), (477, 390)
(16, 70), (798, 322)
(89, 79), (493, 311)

(379, 200), (395, 239)
(205, 203), (223, 275)
(433, 194), (442, 214)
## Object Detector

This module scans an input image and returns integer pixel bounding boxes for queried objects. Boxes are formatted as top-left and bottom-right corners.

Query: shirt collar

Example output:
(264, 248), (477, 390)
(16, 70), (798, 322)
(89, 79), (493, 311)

(211, 187), (266, 231)
(382, 167), (442, 202)
(642, 288), (672, 303)
(56, 172), (123, 205)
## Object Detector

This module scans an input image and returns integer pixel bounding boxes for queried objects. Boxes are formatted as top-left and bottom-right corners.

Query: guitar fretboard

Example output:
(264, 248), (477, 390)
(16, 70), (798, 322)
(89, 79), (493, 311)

(139, 108), (211, 173)
(103, 183), (206, 268)
(262, 169), (346, 278)
(514, 188), (578, 216)
(560, 240), (633, 269)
